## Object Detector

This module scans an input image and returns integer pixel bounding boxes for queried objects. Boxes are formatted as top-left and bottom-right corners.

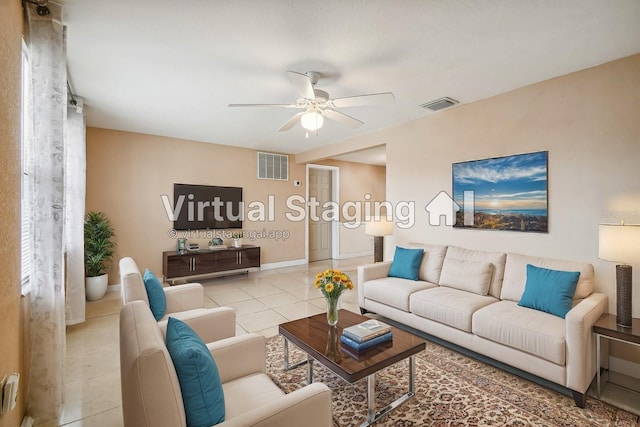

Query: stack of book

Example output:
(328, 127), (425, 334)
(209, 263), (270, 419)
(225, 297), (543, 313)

(341, 319), (392, 351)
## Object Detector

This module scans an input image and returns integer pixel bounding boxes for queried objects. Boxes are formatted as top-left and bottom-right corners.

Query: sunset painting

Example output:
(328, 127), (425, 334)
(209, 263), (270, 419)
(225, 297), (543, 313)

(453, 151), (548, 232)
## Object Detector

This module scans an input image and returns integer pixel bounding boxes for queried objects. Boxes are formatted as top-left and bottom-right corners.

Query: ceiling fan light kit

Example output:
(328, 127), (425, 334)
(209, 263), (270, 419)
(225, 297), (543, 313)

(229, 70), (395, 134)
(301, 110), (324, 131)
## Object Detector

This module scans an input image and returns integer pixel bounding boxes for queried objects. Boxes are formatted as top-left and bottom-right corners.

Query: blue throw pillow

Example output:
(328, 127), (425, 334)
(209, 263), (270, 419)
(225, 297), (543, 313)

(388, 247), (424, 281)
(518, 264), (580, 318)
(166, 317), (225, 427)
(143, 269), (167, 321)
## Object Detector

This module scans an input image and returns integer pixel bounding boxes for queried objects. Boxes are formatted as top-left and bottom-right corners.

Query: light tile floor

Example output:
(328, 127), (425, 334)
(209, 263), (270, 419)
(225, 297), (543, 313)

(41, 256), (369, 426)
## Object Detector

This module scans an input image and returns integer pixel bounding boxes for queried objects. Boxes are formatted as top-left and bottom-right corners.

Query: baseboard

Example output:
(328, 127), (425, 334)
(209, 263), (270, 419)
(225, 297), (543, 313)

(106, 284), (121, 292)
(610, 356), (640, 380)
(336, 250), (373, 260)
(260, 258), (307, 270)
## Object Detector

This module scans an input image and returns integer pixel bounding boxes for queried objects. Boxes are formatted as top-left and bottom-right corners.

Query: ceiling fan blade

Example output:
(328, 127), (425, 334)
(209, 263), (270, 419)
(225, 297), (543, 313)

(331, 92), (395, 108)
(278, 112), (305, 132)
(287, 71), (315, 100)
(228, 103), (299, 108)
(324, 109), (364, 128)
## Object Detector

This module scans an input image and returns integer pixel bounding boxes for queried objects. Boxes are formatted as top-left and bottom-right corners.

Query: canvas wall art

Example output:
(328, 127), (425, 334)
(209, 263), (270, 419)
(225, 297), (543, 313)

(452, 151), (548, 232)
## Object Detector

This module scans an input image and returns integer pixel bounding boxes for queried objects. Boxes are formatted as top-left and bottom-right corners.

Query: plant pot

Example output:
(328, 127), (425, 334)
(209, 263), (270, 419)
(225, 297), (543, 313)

(233, 238), (242, 248)
(86, 273), (109, 301)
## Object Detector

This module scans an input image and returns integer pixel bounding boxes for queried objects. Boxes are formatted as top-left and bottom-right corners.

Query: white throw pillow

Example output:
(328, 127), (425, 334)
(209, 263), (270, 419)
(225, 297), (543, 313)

(439, 258), (494, 296)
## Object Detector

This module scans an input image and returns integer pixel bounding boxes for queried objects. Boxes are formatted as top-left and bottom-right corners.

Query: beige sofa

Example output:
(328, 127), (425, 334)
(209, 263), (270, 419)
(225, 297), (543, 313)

(119, 256), (236, 344)
(120, 300), (333, 427)
(357, 244), (608, 407)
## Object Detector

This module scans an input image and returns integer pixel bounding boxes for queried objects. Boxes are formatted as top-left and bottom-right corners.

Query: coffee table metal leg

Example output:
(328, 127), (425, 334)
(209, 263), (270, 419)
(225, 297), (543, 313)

(360, 356), (416, 427)
(307, 354), (313, 385)
(596, 333), (601, 398)
(283, 338), (308, 371)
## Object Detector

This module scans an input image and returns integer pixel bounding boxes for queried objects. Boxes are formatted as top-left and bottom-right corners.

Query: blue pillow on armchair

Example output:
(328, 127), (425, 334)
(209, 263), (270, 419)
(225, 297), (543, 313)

(388, 247), (424, 281)
(166, 317), (225, 427)
(518, 264), (580, 318)
(143, 269), (167, 321)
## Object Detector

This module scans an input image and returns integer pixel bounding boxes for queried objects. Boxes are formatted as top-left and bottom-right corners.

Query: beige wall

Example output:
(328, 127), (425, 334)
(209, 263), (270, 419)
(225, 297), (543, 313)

(315, 159), (386, 221)
(308, 55), (640, 365)
(86, 128), (309, 281)
(0, 1), (29, 426)
(86, 131), (389, 276)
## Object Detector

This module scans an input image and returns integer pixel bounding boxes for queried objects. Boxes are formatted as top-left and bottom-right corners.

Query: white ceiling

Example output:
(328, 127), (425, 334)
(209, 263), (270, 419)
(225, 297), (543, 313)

(61, 0), (640, 163)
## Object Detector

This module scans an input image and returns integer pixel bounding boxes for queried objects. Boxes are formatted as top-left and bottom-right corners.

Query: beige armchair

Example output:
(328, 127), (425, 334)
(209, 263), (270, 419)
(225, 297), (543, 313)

(120, 300), (333, 427)
(119, 257), (235, 343)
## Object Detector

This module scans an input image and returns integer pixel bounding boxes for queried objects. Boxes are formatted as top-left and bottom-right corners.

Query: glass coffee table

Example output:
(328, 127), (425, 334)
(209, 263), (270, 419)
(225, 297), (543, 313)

(279, 309), (426, 426)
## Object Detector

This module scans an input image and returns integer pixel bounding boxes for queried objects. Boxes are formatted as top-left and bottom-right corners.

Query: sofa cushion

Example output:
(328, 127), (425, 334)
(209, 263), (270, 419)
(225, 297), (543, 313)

(501, 253), (594, 302)
(439, 258), (493, 296)
(364, 277), (437, 312)
(143, 269), (167, 321)
(443, 246), (506, 299)
(166, 317), (225, 427)
(406, 243), (448, 283)
(518, 264), (580, 318)
(472, 300), (566, 365)
(410, 287), (498, 332)
(388, 247), (424, 281)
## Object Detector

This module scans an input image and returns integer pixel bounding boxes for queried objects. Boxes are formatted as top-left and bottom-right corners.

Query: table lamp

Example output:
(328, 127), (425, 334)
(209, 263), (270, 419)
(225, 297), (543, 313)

(365, 217), (393, 263)
(598, 222), (640, 328)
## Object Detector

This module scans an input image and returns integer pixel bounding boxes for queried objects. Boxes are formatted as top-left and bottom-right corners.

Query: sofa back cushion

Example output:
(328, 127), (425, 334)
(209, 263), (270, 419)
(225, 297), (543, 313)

(120, 257), (150, 306)
(501, 253), (594, 302)
(439, 258), (493, 295)
(441, 246), (507, 298)
(406, 243), (448, 283)
(120, 301), (186, 427)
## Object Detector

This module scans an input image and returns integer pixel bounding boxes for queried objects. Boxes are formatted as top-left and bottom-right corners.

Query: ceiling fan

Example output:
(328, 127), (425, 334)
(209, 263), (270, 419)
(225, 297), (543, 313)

(228, 71), (395, 135)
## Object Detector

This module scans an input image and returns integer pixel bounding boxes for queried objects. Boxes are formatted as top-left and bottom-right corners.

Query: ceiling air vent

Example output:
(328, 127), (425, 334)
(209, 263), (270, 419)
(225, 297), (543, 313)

(420, 97), (459, 112)
(257, 152), (288, 181)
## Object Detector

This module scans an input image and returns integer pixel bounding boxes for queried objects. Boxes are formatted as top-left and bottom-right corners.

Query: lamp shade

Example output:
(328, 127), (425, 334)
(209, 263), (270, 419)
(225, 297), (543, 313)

(365, 217), (393, 237)
(599, 223), (640, 263)
(301, 111), (324, 131)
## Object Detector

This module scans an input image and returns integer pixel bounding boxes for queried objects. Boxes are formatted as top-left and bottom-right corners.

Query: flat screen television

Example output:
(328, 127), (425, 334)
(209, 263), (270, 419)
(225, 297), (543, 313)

(173, 183), (243, 230)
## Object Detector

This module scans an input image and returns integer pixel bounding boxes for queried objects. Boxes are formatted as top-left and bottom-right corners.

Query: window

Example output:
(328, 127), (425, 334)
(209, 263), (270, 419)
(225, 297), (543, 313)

(21, 40), (33, 295)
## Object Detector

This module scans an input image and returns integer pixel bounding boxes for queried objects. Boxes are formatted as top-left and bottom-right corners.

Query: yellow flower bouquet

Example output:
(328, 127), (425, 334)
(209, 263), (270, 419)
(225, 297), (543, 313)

(315, 269), (354, 325)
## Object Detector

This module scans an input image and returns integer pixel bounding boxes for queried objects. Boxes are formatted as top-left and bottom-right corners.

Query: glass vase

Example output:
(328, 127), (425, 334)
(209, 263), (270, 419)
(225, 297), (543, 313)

(326, 295), (340, 326)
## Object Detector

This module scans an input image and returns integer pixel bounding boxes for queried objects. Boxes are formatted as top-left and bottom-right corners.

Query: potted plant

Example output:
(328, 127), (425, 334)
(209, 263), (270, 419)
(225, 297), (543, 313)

(232, 231), (243, 248)
(84, 211), (116, 301)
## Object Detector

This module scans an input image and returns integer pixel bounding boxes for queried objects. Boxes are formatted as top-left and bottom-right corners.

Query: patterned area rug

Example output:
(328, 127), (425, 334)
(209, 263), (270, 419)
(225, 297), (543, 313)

(265, 336), (639, 426)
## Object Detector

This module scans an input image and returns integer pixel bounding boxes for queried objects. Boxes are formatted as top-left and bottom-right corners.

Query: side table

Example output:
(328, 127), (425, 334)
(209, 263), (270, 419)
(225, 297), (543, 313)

(593, 313), (640, 397)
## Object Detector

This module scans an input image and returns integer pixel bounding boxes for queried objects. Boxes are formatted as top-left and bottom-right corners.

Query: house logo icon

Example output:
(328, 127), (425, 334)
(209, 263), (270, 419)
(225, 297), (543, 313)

(425, 191), (460, 226)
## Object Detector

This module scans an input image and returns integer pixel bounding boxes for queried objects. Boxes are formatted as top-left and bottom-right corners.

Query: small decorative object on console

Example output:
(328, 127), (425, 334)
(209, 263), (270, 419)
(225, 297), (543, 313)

(177, 238), (187, 254)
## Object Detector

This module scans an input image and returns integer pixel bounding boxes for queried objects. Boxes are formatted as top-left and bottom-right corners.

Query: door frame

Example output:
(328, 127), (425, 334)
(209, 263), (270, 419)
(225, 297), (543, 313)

(305, 164), (340, 262)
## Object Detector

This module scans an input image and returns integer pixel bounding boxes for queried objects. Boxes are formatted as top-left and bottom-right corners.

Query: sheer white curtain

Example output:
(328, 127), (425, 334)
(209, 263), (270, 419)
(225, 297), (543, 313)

(25, 2), (72, 420)
(65, 102), (87, 325)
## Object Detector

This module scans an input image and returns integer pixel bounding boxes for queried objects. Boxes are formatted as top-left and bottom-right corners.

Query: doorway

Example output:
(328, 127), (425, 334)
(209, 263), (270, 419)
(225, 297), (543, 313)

(307, 165), (339, 262)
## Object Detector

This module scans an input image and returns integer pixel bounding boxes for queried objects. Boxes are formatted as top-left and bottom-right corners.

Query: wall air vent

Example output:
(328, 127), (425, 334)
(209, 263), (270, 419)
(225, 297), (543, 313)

(257, 152), (288, 181)
(420, 97), (459, 111)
